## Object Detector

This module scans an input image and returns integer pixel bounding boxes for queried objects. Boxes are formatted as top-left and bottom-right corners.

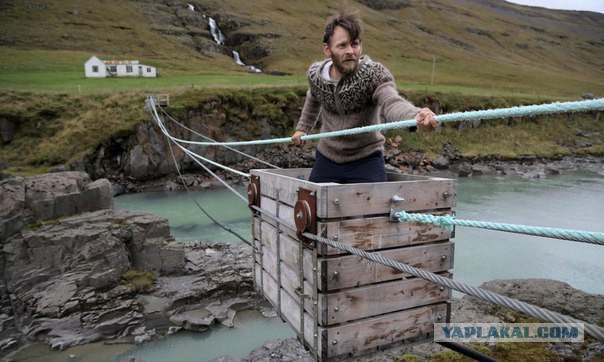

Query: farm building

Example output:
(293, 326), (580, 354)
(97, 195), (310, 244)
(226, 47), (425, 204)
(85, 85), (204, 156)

(84, 56), (157, 78)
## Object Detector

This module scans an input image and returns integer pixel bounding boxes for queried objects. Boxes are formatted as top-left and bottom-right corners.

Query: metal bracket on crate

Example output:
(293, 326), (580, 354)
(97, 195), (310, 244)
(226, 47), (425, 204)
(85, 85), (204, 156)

(247, 175), (261, 212)
(389, 208), (403, 223)
(389, 194), (404, 223)
(294, 187), (317, 245)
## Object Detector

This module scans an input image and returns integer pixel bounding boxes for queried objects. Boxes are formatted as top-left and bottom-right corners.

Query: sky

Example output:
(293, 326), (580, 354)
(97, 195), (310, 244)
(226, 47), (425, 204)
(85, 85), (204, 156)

(506, 0), (604, 13)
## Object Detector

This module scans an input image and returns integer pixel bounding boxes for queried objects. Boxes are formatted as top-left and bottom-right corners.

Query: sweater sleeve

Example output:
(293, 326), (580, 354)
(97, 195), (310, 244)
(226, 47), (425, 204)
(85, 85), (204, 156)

(295, 89), (322, 134)
(373, 81), (421, 123)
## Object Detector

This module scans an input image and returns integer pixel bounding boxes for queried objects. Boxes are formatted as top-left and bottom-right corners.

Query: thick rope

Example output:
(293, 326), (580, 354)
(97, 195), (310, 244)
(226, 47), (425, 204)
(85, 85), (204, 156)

(149, 99), (251, 245)
(158, 106), (281, 169)
(149, 97), (251, 178)
(159, 98), (604, 147)
(304, 232), (604, 341)
(396, 211), (604, 246)
(166, 131), (251, 245)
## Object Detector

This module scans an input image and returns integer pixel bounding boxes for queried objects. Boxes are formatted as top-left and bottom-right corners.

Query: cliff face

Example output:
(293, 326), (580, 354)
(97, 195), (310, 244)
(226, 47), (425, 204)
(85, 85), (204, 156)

(0, 172), (187, 355)
(85, 90), (306, 185)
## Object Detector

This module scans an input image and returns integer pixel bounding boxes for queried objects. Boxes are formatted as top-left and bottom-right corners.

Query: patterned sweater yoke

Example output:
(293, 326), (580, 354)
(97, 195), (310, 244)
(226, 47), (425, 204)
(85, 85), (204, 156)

(296, 56), (421, 164)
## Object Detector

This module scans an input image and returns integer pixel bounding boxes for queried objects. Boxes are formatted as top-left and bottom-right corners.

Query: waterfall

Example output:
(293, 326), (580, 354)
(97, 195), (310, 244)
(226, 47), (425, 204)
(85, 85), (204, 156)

(232, 51), (262, 73)
(232, 51), (246, 66)
(208, 18), (225, 45)
(208, 17), (262, 72)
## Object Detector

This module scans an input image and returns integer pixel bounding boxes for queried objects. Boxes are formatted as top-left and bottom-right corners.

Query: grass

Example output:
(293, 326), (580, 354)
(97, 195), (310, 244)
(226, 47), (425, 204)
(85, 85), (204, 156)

(1, 86), (602, 178)
(0, 0), (602, 98)
(0, 0), (603, 175)
(122, 269), (155, 292)
(389, 112), (604, 160)
(0, 70), (307, 94)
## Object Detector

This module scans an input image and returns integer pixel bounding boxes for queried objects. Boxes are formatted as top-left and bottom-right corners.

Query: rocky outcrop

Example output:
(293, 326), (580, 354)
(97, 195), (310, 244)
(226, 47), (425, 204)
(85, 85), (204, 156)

(0, 171), (264, 359)
(0, 171), (112, 241)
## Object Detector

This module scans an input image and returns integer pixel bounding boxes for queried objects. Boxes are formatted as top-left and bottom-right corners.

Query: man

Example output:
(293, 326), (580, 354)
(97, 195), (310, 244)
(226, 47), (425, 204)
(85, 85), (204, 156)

(291, 9), (438, 183)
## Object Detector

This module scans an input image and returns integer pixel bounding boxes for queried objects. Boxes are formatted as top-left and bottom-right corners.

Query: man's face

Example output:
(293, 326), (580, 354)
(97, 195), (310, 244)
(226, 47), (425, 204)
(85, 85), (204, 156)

(323, 25), (362, 77)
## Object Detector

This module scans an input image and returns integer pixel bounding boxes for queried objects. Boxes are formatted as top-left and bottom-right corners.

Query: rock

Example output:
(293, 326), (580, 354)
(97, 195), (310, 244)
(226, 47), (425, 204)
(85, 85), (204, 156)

(454, 162), (473, 177)
(0, 176), (27, 242)
(431, 156), (449, 170)
(0, 172), (113, 241)
(0, 118), (15, 144)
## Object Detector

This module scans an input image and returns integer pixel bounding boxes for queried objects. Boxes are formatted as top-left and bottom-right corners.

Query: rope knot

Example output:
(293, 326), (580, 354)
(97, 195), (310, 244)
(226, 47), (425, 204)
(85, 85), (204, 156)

(396, 211), (455, 232)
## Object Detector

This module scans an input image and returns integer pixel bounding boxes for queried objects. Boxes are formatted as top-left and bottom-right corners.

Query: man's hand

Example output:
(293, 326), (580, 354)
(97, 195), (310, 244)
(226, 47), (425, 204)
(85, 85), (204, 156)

(291, 130), (307, 145)
(415, 108), (439, 132)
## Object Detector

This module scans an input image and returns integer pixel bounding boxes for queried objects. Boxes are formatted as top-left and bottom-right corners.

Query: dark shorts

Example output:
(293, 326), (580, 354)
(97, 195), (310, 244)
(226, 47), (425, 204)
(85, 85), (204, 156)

(309, 150), (387, 184)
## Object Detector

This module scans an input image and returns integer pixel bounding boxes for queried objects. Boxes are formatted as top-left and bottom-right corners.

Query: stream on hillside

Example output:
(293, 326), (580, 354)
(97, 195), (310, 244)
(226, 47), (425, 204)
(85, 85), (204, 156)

(11, 171), (604, 361)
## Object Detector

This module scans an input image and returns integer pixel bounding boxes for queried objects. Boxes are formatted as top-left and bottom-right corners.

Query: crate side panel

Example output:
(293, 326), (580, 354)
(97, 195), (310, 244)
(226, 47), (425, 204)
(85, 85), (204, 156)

(260, 267), (322, 354)
(325, 303), (447, 358)
(319, 211), (453, 255)
(323, 179), (456, 218)
(325, 242), (454, 290)
(319, 272), (451, 325)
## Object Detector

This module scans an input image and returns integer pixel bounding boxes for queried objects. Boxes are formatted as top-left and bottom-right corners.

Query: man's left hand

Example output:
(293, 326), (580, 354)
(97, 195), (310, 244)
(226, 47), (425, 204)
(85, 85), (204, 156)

(415, 108), (439, 132)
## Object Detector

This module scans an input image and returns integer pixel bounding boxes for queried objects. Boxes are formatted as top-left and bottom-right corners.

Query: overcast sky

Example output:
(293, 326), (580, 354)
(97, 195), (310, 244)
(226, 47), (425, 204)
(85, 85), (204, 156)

(507, 0), (604, 13)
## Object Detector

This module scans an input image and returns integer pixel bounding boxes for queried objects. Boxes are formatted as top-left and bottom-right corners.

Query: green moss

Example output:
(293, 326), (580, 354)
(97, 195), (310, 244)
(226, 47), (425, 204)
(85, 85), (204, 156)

(27, 219), (60, 230)
(122, 269), (155, 292)
(394, 354), (422, 362)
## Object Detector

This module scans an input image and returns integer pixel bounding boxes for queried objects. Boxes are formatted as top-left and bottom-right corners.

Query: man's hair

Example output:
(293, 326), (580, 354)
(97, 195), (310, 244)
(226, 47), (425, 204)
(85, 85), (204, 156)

(322, 9), (363, 45)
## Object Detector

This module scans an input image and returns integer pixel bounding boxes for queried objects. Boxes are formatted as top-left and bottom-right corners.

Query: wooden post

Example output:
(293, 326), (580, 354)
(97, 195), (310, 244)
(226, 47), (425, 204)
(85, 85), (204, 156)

(250, 169), (456, 360)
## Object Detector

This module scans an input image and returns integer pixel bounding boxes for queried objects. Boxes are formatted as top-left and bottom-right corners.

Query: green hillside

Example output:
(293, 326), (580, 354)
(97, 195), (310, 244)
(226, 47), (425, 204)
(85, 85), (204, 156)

(0, 0), (603, 97)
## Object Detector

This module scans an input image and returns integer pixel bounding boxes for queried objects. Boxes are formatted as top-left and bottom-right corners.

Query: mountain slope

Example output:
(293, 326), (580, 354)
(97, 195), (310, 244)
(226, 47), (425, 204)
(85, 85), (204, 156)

(0, 0), (602, 96)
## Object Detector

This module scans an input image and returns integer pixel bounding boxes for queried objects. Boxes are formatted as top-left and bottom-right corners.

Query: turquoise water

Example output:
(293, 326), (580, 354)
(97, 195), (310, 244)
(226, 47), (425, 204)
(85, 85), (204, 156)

(113, 172), (604, 295)
(12, 171), (604, 361)
(113, 186), (251, 243)
(453, 172), (604, 295)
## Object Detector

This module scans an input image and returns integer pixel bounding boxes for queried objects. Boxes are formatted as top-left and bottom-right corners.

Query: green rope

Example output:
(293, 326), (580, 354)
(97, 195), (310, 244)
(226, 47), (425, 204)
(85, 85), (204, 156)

(160, 98), (604, 147)
(396, 211), (604, 246)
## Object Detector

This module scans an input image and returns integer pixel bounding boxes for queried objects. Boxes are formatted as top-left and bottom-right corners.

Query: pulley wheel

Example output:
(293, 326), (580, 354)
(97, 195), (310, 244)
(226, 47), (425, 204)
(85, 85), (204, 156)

(294, 199), (312, 234)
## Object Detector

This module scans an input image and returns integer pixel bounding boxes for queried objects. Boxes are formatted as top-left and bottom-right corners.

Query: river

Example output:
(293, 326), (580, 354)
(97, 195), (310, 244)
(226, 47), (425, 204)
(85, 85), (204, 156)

(11, 171), (604, 361)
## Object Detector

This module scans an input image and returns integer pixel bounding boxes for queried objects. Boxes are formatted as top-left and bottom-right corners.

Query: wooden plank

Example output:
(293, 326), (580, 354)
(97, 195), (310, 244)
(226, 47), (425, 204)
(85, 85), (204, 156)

(259, 196), (296, 229)
(251, 168), (320, 209)
(324, 303), (447, 358)
(320, 242), (454, 290)
(319, 212), (453, 255)
(321, 178), (456, 218)
(251, 168), (456, 219)
(319, 273), (451, 325)
(254, 219), (315, 282)
(259, 266), (320, 353)
(259, 244), (317, 313)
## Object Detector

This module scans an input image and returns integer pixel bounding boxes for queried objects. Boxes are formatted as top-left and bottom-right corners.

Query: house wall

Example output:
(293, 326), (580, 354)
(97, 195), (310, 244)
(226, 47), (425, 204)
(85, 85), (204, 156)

(141, 65), (157, 78)
(85, 57), (107, 78)
(85, 57), (157, 78)
(107, 64), (156, 78)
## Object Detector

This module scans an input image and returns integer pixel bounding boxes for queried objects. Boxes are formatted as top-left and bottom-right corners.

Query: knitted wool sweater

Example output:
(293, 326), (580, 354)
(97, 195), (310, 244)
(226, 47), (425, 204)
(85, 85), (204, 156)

(296, 56), (421, 164)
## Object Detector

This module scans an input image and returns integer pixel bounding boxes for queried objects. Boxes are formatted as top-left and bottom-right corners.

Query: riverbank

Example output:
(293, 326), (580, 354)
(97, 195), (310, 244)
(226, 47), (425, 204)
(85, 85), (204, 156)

(110, 152), (604, 195)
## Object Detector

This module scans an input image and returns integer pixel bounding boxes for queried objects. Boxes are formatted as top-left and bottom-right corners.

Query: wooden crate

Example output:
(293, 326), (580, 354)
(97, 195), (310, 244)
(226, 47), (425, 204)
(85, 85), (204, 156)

(249, 168), (456, 360)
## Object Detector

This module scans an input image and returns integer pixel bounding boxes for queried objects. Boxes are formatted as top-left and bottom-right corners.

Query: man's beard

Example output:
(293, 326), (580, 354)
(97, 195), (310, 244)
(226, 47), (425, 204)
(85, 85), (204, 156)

(333, 56), (358, 76)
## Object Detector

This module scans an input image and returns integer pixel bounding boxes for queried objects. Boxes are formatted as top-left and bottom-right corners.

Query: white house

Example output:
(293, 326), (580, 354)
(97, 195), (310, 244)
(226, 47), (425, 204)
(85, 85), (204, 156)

(84, 56), (157, 78)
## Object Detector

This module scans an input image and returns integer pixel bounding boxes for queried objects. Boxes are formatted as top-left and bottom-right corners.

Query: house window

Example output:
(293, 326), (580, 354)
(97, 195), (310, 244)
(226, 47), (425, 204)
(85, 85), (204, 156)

(147, 67), (152, 73)
(126, 65), (133, 73)
(110, 65), (117, 73)
(92, 65), (99, 73)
